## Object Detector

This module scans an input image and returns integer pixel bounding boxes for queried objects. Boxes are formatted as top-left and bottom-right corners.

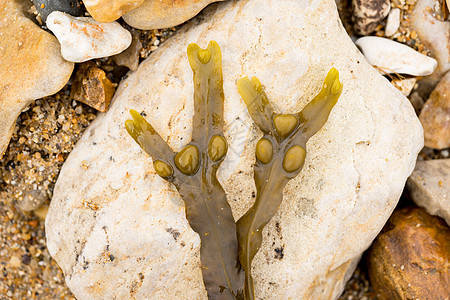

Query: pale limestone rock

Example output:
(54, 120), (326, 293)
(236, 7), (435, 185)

(46, 0), (423, 299)
(411, 0), (450, 94)
(46, 12), (132, 63)
(385, 7), (400, 37)
(122, 0), (224, 29)
(0, 0), (74, 159)
(83, 0), (145, 23)
(407, 159), (450, 226)
(355, 36), (437, 76)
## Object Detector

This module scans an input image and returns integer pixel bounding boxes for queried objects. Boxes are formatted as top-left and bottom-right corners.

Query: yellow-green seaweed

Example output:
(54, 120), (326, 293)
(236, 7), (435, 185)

(125, 38), (342, 300)
(236, 68), (342, 300)
(126, 41), (244, 299)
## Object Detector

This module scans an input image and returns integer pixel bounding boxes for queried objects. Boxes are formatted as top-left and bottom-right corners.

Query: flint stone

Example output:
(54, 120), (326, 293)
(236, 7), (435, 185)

(46, 11), (132, 63)
(46, 0), (423, 299)
(83, 0), (145, 23)
(352, 0), (390, 35)
(122, 0), (224, 30)
(367, 207), (450, 300)
(419, 71), (450, 149)
(32, 0), (84, 22)
(408, 159), (450, 226)
(355, 36), (437, 76)
(0, 0), (74, 159)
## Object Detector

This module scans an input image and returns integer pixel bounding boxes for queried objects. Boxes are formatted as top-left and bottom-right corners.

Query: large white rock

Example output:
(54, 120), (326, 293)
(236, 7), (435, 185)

(46, 0), (423, 299)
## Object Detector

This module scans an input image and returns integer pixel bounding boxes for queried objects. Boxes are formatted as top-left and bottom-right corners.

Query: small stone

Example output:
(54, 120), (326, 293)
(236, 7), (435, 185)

(0, 0), (74, 159)
(385, 7), (400, 37)
(367, 207), (450, 300)
(419, 71), (450, 149)
(411, 0), (450, 95)
(407, 159), (450, 226)
(122, 0), (225, 30)
(46, 11), (132, 63)
(83, 0), (145, 23)
(31, 0), (84, 22)
(390, 77), (416, 96)
(112, 31), (142, 71)
(351, 0), (391, 35)
(409, 91), (425, 113)
(70, 62), (115, 112)
(9, 256), (21, 268)
(34, 204), (49, 220)
(355, 36), (438, 76)
(18, 189), (48, 211)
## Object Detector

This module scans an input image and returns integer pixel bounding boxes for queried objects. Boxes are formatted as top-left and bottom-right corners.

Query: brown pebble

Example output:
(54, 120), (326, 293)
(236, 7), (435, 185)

(367, 207), (450, 300)
(419, 71), (450, 149)
(70, 62), (115, 112)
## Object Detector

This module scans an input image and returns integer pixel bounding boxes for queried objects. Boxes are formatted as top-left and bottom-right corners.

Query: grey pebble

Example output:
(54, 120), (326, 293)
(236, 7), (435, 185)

(32, 0), (84, 22)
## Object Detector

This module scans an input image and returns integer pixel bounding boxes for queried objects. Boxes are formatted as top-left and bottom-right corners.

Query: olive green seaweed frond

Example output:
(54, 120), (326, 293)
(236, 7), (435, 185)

(236, 68), (342, 300)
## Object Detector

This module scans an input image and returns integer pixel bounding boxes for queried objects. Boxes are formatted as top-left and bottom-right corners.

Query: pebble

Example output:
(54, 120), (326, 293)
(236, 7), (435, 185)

(419, 71), (450, 150)
(367, 207), (450, 300)
(122, 0), (225, 30)
(32, 0), (84, 22)
(407, 159), (450, 226)
(9, 256), (21, 268)
(70, 62), (116, 112)
(46, 11), (132, 63)
(0, 0), (74, 159)
(411, 0), (450, 95)
(351, 0), (390, 35)
(385, 7), (400, 37)
(390, 77), (416, 96)
(83, 0), (145, 23)
(112, 31), (142, 71)
(355, 36), (437, 76)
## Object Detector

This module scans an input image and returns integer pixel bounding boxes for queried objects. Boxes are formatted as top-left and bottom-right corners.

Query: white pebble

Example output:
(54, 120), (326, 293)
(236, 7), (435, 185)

(46, 11), (132, 63)
(355, 36), (437, 76)
(385, 7), (401, 37)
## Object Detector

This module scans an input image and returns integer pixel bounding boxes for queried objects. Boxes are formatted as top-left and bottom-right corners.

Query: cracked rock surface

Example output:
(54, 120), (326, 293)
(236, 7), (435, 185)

(46, 0), (423, 298)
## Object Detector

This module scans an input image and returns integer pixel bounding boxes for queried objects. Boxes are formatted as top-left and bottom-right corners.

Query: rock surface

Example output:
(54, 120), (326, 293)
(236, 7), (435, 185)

(46, 11), (132, 63)
(83, 0), (145, 23)
(351, 0), (390, 35)
(122, 0), (224, 30)
(70, 62), (116, 112)
(355, 36), (437, 76)
(419, 70), (450, 149)
(407, 159), (450, 225)
(32, 0), (84, 22)
(0, 0), (74, 159)
(367, 207), (450, 300)
(46, 0), (423, 299)
(411, 0), (450, 95)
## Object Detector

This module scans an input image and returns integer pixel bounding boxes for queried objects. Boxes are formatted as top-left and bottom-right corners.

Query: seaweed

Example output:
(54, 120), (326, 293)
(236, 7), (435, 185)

(236, 68), (342, 300)
(125, 39), (343, 300)
(125, 41), (244, 299)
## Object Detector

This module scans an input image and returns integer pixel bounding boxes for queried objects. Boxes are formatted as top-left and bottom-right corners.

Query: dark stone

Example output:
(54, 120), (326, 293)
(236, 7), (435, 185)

(32, 0), (84, 22)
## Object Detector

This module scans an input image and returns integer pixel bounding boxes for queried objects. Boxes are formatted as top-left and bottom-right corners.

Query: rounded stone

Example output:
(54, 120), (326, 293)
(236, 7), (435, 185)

(367, 207), (450, 300)
(32, 0), (84, 22)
